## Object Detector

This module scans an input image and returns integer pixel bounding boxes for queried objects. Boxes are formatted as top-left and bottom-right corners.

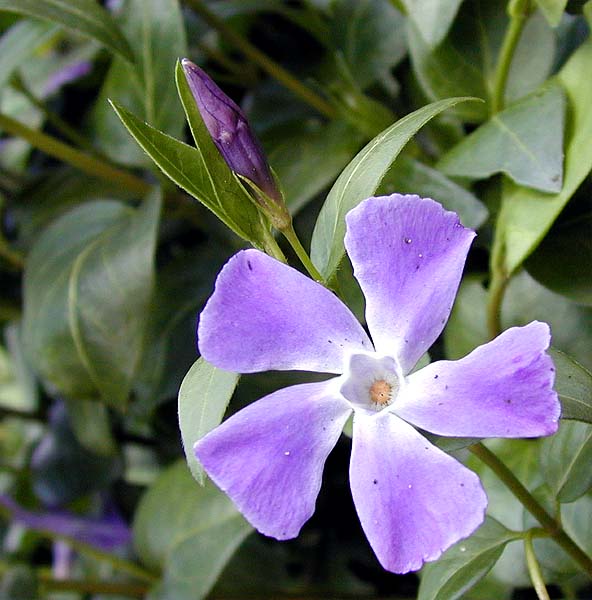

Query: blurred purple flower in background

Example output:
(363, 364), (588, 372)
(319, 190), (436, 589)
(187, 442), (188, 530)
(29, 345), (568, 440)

(194, 194), (560, 573)
(0, 494), (131, 551)
(44, 61), (92, 97)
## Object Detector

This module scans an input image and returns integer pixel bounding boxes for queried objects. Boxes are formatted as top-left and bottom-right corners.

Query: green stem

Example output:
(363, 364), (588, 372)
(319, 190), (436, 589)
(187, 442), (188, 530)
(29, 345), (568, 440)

(281, 223), (324, 282)
(524, 531), (551, 600)
(185, 0), (336, 119)
(470, 443), (592, 577)
(39, 575), (147, 597)
(0, 238), (25, 270)
(11, 75), (101, 157)
(486, 269), (509, 340)
(491, 0), (532, 114)
(0, 113), (150, 197)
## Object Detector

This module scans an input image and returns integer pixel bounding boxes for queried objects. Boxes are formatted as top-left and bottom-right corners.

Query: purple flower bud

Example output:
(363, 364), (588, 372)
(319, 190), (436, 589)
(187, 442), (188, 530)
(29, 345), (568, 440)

(181, 59), (283, 207)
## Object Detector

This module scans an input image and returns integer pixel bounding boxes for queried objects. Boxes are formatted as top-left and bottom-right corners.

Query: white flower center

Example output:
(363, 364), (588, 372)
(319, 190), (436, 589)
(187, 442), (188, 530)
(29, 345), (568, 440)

(339, 353), (401, 411)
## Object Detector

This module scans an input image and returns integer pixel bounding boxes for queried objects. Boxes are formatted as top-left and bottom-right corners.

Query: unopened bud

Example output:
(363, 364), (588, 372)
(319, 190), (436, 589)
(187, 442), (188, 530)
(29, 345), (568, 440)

(181, 59), (286, 219)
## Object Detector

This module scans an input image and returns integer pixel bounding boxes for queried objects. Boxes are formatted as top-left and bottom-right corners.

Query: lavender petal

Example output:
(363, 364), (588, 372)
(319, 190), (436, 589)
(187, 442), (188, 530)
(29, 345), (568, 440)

(198, 249), (372, 374)
(195, 381), (352, 539)
(349, 412), (487, 573)
(344, 195), (475, 373)
(394, 321), (560, 437)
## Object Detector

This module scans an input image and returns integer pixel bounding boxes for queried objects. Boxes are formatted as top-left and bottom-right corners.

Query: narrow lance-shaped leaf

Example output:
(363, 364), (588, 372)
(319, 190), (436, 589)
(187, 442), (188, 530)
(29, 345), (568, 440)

(110, 101), (268, 247)
(0, 0), (133, 62)
(178, 358), (240, 484)
(418, 517), (521, 600)
(310, 97), (479, 280)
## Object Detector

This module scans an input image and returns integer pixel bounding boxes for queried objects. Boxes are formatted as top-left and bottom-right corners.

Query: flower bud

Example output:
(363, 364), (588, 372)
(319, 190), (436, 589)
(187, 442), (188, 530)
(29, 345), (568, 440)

(181, 59), (284, 210)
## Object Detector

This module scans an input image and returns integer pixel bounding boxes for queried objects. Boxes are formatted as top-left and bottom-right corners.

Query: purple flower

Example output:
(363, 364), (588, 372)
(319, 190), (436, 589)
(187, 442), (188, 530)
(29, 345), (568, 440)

(44, 61), (92, 97)
(194, 194), (560, 573)
(0, 495), (131, 551)
(181, 59), (288, 226)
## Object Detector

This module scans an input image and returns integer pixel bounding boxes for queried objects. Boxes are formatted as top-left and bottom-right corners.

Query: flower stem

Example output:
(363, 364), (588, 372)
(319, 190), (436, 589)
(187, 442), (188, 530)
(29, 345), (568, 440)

(491, 0), (532, 114)
(0, 113), (150, 197)
(469, 443), (592, 576)
(281, 223), (324, 282)
(486, 269), (509, 339)
(184, 0), (336, 119)
(524, 531), (551, 600)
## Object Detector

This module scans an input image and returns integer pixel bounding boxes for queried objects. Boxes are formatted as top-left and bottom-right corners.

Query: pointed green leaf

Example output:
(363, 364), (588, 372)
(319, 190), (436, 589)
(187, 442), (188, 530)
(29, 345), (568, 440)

(550, 349), (592, 424)
(110, 101), (267, 247)
(310, 97), (479, 280)
(418, 517), (521, 600)
(541, 420), (592, 502)
(22, 191), (161, 410)
(0, 0), (133, 62)
(439, 83), (566, 193)
(498, 39), (592, 273)
(92, 0), (187, 165)
(134, 462), (252, 600)
(178, 358), (239, 485)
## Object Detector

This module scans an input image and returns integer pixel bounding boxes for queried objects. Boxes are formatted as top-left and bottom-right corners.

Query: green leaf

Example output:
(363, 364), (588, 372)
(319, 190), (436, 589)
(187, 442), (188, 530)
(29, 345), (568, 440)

(134, 461), (252, 600)
(525, 213), (592, 306)
(549, 349), (592, 424)
(178, 358), (239, 485)
(134, 246), (228, 413)
(268, 120), (363, 214)
(400, 0), (463, 47)
(330, 0), (407, 88)
(408, 2), (555, 119)
(438, 83), (566, 193)
(92, 0), (187, 165)
(418, 517), (521, 600)
(111, 101), (267, 247)
(0, 0), (133, 62)
(64, 398), (116, 457)
(498, 39), (592, 274)
(0, 19), (58, 91)
(22, 191), (161, 410)
(377, 155), (488, 229)
(310, 96), (478, 279)
(407, 22), (488, 123)
(535, 0), (568, 26)
(541, 420), (592, 502)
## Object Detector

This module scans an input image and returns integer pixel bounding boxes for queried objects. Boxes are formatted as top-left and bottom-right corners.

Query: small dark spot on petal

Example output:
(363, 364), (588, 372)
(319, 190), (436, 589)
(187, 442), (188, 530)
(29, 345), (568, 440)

(550, 367), (554, 372)
(404, 339), (409, 344)
(373, 479), (378, 485)
(438, 402), (443, 406)
(404, 237), (412, 244)
(327, 339), (333, 344)
(434, 374), (439, 379)
(247, 260), (253, 271)
(445, 385), (449, 390)
(505, 399), (512, 404)
(460, 483), (464, 487)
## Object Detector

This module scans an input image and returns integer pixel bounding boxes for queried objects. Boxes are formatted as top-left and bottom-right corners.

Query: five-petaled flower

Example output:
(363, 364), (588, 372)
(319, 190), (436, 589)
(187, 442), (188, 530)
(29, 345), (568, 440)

(194, 194), (560, 573)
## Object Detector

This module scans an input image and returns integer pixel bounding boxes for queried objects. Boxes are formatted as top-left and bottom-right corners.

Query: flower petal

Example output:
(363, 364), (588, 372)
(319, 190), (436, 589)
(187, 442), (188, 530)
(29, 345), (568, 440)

(194, 381), (352, 539)
(198, 249), (372, 373)
(349, 412), (487, 573)
(344, 195), (475, 373)
(394, 322), (560, 437)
